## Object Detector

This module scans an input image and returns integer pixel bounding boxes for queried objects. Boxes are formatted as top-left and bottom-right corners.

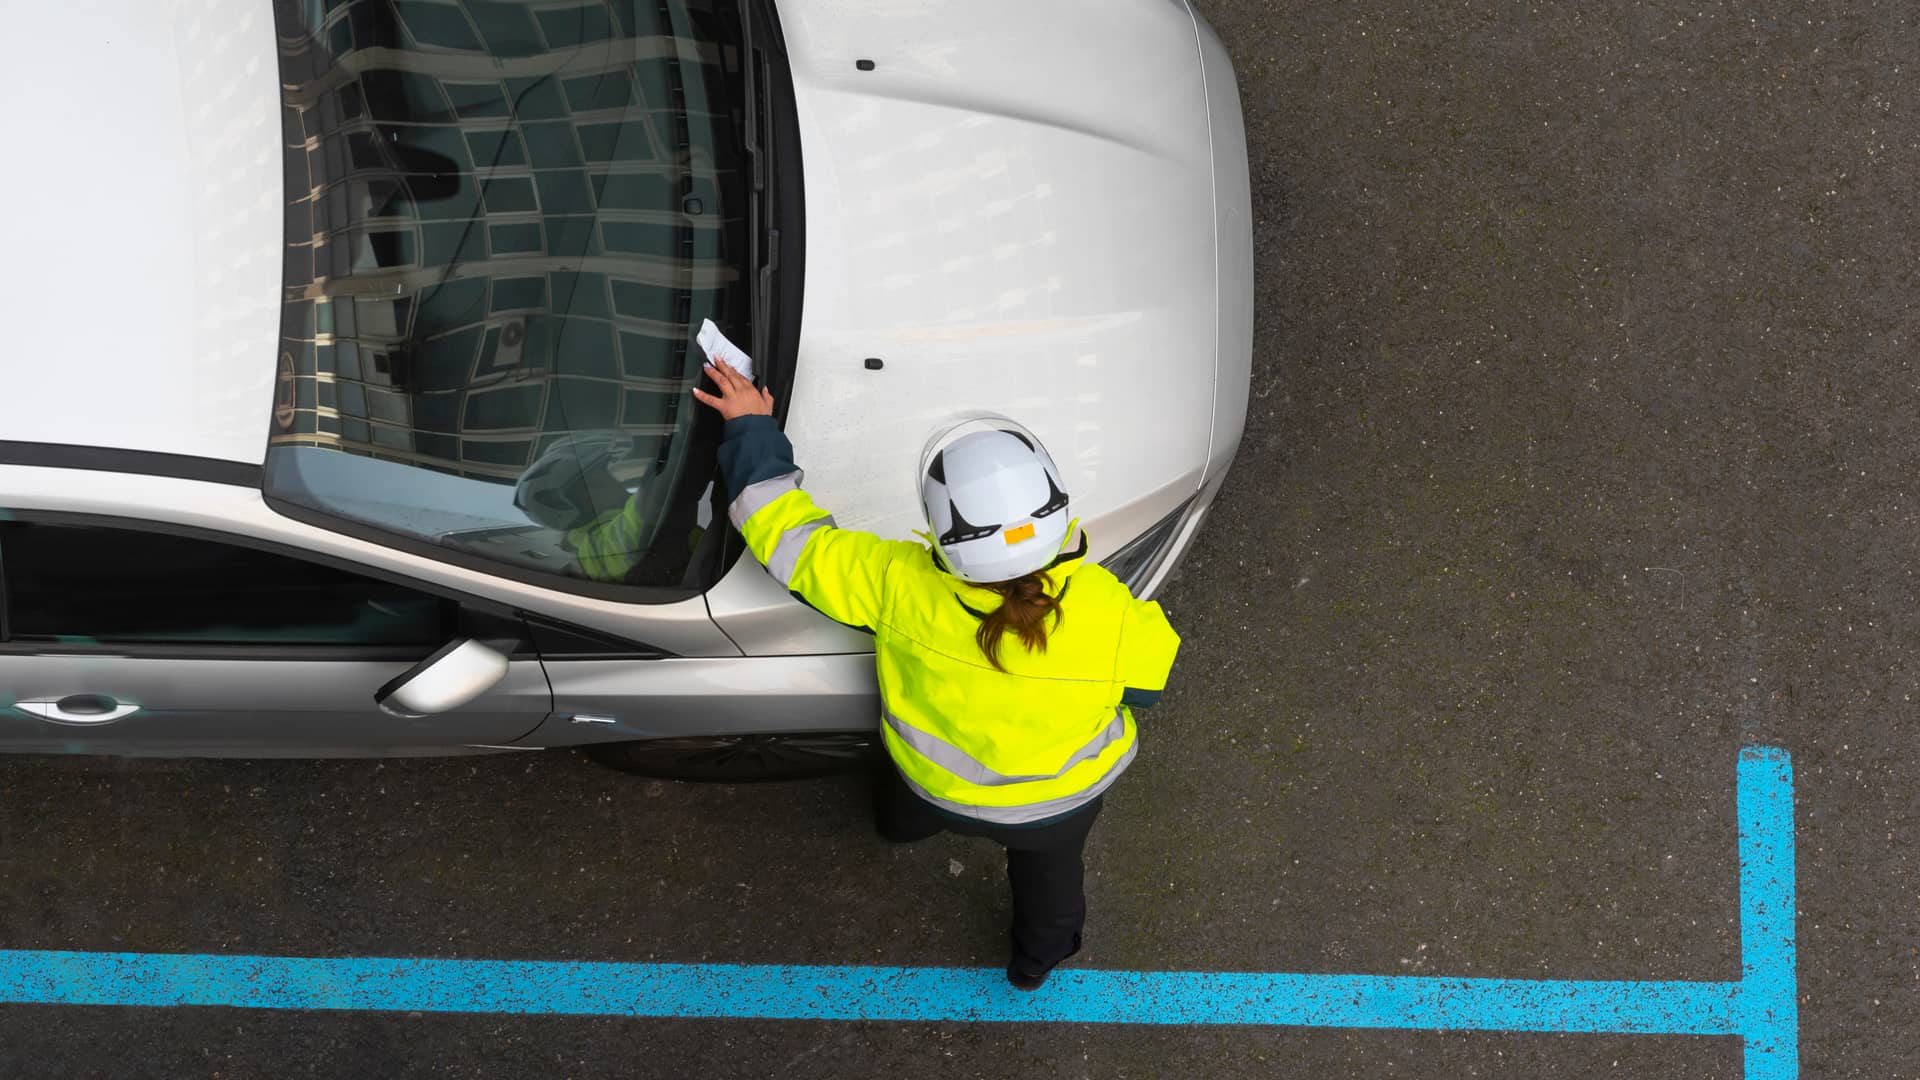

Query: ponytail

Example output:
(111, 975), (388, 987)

(975, 571), (1064, 671)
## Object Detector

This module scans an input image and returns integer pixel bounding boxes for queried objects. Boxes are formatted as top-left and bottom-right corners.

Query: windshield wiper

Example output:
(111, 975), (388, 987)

(734, 0), (775, 379)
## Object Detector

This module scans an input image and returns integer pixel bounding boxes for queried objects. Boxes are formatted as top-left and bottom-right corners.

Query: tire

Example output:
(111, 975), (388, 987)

(581, 731), (880, 781)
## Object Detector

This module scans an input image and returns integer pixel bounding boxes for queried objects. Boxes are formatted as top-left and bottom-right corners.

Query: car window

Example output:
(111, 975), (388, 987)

(0, 521), (453, 647)
(264, 0), (756, 594)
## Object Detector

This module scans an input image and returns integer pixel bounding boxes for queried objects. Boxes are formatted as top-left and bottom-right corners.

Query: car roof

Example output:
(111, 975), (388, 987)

(0, 0), (282, 466)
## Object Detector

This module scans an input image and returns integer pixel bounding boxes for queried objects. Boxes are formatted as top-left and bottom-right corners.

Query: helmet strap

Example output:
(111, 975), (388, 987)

(913, 527), (953, 574)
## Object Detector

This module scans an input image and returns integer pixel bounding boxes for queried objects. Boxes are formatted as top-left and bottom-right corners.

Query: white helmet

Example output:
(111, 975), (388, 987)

(919, 415), (1071, 584)
(514, 431), (643, 531)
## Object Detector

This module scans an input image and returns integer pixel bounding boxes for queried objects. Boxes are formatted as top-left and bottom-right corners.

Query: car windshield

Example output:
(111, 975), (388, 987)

(263, 0), (756, 595)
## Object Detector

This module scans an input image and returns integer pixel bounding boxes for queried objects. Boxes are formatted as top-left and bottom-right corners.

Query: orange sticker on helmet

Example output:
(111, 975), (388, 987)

(1003, 522), (1037, 544)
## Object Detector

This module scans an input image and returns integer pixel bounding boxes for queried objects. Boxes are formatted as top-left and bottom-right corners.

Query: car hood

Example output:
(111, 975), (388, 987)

(773, 0), (1218, 556)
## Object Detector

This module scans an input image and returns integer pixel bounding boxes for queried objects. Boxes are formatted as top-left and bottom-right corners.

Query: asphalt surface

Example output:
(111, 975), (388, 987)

(4, 0), (1918, 1075)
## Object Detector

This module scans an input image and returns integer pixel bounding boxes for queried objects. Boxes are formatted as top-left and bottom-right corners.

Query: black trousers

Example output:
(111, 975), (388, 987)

(873, 763), (1104, 975)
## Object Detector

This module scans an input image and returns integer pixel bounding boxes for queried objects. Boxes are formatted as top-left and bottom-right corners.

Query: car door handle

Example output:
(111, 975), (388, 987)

(15, 695), (142, 725)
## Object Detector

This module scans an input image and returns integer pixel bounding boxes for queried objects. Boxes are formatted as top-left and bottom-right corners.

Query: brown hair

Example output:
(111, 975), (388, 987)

(975, 571), (1064, 671)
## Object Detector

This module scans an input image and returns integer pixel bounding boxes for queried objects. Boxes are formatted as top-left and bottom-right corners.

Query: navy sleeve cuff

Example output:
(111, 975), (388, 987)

(717, 414), (798, 498)
(1121, 687), (1163, 709)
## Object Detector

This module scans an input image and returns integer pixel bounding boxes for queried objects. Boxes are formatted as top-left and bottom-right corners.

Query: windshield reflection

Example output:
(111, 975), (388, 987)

(264, 0), (752, 593)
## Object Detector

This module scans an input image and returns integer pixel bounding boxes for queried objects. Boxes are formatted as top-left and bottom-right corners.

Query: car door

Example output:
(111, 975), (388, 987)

(0, 514), (550, 754)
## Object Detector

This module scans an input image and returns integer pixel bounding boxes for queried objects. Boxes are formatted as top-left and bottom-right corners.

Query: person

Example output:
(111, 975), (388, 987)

(692, 358), (1181, 990)
(512, 432), (657, 583)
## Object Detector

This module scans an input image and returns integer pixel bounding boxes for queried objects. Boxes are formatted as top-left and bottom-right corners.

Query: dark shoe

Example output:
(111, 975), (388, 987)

(1007, 963), (1050, 992)
(1006, 934), (1081, 992)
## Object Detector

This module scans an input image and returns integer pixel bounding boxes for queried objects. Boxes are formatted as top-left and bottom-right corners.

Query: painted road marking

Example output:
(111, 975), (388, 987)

(1737, 747), (1797, 1080)
(0, 748), (1798, 1078)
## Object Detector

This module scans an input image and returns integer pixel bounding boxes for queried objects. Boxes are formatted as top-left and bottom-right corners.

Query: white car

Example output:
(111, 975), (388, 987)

(0, 0), (1251, 777)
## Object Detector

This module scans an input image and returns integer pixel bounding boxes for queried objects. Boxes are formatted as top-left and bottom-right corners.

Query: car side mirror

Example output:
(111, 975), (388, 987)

(375, 639), (511, 718)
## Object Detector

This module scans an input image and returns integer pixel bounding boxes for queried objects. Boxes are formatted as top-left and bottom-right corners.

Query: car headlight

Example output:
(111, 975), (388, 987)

(1101, 497), (1195, 593)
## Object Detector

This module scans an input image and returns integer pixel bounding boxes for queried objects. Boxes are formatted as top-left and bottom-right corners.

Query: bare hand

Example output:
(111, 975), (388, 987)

(691, 360), (775, 419)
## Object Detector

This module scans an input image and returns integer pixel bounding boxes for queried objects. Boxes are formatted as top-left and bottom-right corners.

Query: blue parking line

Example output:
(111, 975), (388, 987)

(1737, 747), (1798, 1080)
(0, 748), (1797, 1078)
(0, 951), (1746, 1030)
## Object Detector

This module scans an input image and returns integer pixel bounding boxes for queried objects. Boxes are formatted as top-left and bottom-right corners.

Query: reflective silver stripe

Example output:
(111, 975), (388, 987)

(765, 516), (834, 586)
(883, 708), (1128, 788)
(727, 469), (803, 529)
(894, 739), (1136, 825)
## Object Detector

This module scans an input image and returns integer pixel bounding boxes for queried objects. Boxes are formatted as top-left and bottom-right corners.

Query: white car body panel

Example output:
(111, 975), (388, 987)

(772, 0), (1217, 551)
(1193, 8), (1255, 483)
(0, 0), (283, 466)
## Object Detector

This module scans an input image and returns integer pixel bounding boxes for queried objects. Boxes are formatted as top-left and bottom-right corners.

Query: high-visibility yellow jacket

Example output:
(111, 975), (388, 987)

(568, 503), (648, 583)
(720, 415), (1181, 824)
